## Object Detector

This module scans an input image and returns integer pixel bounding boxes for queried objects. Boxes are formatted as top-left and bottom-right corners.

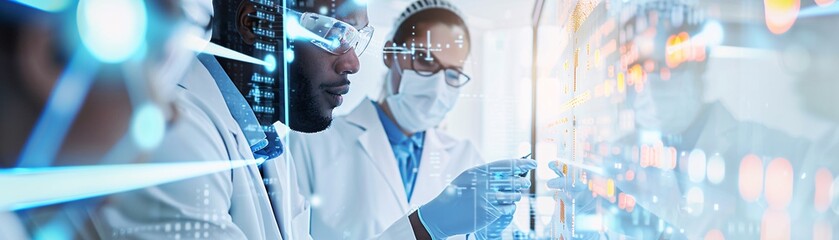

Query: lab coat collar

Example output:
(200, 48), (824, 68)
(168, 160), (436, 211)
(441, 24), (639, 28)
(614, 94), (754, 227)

(345, 99), (412, 212)
(344, 99), (376, 131)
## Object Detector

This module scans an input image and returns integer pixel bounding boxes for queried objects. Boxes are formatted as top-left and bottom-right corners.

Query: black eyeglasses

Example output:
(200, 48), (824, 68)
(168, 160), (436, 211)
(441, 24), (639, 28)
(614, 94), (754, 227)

(410, 51), (471, 88)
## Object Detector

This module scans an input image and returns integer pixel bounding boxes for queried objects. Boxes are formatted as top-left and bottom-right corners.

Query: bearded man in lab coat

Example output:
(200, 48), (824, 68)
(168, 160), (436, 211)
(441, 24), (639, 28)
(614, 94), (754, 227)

(290, 1), (517, 239)
(84, 0), (535, 239)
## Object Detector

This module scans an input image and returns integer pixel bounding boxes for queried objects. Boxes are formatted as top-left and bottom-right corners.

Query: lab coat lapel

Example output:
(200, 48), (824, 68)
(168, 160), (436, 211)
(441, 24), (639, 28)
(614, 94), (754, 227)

(261, 154), (311, 240)
(245, 161), (282, 238)
(345, 101), (411, 212)
(185, 62), (283, 239)
(409, 129), (446, 206)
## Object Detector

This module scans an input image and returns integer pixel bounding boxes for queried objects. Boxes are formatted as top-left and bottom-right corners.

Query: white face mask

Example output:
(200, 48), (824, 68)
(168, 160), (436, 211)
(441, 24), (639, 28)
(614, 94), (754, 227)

(385, 59), (460, 133)
(633, 71), (703, 135)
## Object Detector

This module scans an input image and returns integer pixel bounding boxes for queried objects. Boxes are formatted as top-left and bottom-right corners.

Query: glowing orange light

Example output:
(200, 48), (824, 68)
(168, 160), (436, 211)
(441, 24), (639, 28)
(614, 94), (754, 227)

(617, 72), (626, 92)
(705, 229), (725, 240)
(618, 193), (627, 209)
(629, 64), (644, 86)
(641, 145), (651, 168)
(606, 179), (615, 197)
(626, 169), (635, 181)
(764, 0), (800, 35)
(814, 168), (833, 212)
(652, 143), (664, 169)
(739, 154), (764, 202)
(665, 32), (690, 68)
(760, 210), (790, 240)
(625, 194), (636, 212)
(765, 158), (793, 210)
(560, 199), (566, 223)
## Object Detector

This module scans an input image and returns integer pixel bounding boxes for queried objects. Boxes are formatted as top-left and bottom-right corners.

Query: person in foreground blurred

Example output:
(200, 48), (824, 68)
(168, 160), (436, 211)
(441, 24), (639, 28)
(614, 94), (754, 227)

(0, 0), (206, 238)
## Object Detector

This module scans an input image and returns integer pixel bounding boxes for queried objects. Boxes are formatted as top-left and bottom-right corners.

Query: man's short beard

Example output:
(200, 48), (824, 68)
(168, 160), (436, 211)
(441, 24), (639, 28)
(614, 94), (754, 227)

(287, 64), (332, 133)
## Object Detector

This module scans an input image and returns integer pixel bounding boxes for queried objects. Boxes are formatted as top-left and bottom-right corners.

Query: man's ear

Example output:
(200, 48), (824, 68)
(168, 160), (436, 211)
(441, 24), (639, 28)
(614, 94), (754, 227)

(236, 1), (257, 45)
(383, 40), (394, 68)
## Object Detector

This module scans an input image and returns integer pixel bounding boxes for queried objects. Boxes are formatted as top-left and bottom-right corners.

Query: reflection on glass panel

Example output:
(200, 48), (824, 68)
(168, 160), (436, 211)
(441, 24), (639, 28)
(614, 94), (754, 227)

(535, 0), (839, 239)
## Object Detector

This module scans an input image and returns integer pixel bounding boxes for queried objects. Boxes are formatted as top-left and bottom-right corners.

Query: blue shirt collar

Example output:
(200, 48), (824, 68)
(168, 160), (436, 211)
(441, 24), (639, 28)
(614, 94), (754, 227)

(373, 101), (424, 146)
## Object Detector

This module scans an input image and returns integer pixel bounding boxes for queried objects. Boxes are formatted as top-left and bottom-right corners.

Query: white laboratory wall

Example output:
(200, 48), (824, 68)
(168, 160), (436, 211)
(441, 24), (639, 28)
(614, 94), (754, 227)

(338, 0), (538, 161)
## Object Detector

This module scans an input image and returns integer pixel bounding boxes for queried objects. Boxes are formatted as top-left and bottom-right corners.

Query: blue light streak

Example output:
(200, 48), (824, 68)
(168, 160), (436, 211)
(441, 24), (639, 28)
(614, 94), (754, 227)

(182, 35), (271, 67)
(13, 0), (71, 12)
(0, 158), (266, 211)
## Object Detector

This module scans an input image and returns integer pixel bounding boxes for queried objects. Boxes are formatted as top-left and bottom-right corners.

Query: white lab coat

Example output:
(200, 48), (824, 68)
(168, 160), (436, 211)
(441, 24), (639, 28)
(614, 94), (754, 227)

(289, 99), (484, 240)
(0, 212), (27, 240)
(83, 59), (419, 239)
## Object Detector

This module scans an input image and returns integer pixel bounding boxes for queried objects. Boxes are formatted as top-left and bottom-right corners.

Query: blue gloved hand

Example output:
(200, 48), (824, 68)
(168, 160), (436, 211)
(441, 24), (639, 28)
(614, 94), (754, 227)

(546, 160), (588, 195)
(418, 159), (537, 239)
(473, 211), (514, 240)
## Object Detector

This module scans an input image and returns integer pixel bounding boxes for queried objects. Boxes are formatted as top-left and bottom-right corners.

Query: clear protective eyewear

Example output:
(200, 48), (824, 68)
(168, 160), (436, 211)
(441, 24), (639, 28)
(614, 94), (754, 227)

(411, 51), (471, 88)
(297, 12), (374, 56)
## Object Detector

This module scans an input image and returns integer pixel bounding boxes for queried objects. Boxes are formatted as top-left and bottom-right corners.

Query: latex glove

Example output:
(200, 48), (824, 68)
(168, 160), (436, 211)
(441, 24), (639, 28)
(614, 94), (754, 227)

(546, 161), (588, 196)
(418, 159), (537, 239)
(472, 211), (514, 240)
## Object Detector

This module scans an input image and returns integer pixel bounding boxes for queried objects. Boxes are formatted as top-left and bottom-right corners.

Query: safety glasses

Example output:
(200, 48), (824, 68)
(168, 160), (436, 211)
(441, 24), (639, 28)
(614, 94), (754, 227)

(411, 51), (471, 88)
(298, 12), (374, 56)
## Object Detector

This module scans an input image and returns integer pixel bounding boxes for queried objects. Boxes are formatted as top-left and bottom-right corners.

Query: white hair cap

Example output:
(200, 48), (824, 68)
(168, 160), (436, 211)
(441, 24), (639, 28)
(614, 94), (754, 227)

(389, 0), (464, 39)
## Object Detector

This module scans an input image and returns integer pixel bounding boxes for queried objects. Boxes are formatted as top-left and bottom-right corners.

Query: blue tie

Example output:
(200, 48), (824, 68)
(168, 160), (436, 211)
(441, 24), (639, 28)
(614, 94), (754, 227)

(398, 141), (418, 201)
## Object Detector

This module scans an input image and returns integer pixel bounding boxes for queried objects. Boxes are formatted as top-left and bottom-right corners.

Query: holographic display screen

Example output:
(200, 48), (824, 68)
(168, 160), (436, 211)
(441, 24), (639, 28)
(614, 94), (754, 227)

(535, 0), (839, 239)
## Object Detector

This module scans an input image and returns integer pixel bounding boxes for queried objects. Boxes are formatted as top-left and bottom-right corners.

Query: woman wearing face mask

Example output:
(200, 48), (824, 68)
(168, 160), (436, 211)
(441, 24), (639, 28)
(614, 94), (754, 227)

(289, 1), (515, 239)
